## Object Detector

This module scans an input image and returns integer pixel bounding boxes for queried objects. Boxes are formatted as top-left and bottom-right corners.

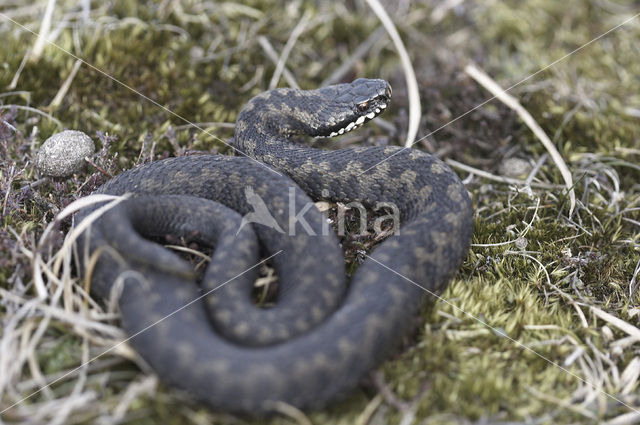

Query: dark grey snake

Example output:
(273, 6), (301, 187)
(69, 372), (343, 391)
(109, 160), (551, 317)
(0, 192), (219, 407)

(76, 79), (473, 414)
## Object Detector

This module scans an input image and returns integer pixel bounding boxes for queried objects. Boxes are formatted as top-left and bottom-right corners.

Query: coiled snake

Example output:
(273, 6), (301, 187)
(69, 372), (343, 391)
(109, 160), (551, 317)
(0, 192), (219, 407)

(77, 79), (474, 414)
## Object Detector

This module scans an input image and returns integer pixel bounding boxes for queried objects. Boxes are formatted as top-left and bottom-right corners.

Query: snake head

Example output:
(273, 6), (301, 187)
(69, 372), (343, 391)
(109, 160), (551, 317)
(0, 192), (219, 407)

(235, 78), (391, 142)
(312, 78), (392, 138)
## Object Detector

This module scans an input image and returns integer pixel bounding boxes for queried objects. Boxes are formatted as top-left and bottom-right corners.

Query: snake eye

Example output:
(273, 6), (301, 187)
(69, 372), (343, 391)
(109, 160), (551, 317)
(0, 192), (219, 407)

(357, 102), (369, 113)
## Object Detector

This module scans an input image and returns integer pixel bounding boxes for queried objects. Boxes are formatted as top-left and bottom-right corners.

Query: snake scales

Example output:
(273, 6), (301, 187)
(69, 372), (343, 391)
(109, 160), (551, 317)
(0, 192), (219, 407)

(77, 79), (474, 413)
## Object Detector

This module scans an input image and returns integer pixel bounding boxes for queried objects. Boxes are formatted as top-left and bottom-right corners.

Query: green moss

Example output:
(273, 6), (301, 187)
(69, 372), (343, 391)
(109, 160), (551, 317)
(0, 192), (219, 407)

(1, 0), (639, 423)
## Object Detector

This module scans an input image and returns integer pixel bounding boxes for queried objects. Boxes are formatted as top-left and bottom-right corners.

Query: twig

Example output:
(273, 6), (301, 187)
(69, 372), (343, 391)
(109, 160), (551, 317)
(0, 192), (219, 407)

(0, 289), (121, 338)
(0, 105), (63, 128)
(524, 153), (548, 188)
(471, 197), (540, 248)
(506, 250), (589, 328)
(50, 59), (82, 109)
(7, 47), (31, 90)
(111, 375), (158, 421)
(430, 0), (465, 23)
(445, 158), (564, 189)
(173, 122), (234, 131)
(464, 63), (576, 216)
(628, 257), (640, 297)
(269, 11), (311, 89)
(372, 370), (425, 425)
(0, 90), (31, 100)
(591, 306), (640, 340)
(257, 36), (299, 89)
(321, 27), (386, 86)
(31, 0), (58, 61)
(355, 394), (383, 425)
(0, 116), (17, 132)
(604, 411), (640, 425)
(21, 177), (49, 191)
(372, 370), (409, 410)
(365, 0), (420, 148)
(2, 164), (16, 217)
(267, 401), (313, 425)
(526, 386), (598, 419)
(84, 156), (113, 178)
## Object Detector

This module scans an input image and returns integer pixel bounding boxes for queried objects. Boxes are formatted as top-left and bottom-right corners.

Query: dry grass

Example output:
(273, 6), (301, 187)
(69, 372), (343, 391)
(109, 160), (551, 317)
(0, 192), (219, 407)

(0, 0), (639, 424)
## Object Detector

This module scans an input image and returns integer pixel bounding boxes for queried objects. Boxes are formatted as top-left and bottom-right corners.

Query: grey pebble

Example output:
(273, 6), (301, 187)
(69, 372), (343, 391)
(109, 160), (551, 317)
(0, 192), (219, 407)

(499, 157), (531, 178)
(36, 130), (95, 177)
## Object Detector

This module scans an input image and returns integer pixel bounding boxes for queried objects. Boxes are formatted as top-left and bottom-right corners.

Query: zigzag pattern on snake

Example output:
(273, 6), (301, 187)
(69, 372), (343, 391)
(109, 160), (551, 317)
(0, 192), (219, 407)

(76, 78), (474, 414)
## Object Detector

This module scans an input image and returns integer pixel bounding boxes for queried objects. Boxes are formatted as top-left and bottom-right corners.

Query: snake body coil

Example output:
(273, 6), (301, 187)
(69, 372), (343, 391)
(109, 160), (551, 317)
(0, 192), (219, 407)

(78, 79), (473, 413)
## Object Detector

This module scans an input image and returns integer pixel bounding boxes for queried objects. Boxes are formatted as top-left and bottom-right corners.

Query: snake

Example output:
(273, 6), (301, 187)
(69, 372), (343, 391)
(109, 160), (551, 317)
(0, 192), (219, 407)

(76, 78), (474, 414)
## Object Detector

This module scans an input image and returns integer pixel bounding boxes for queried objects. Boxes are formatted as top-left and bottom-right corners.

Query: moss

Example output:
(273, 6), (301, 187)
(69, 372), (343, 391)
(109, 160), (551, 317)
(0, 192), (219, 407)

(1, 0), (639, 423)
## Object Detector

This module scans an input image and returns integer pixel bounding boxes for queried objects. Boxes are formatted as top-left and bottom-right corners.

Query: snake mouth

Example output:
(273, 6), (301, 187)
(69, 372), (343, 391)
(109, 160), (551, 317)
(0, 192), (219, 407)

(309, 78), (391, 138)
(327, 102), (388, 138)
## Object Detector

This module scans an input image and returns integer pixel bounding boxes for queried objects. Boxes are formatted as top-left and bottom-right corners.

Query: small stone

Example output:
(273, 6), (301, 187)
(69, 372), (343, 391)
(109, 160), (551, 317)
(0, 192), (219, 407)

(514, 236), (528, 250)
(499, 157), (531, 178)
(189, 46), (204, 60)
(36, 130), (95, 177)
